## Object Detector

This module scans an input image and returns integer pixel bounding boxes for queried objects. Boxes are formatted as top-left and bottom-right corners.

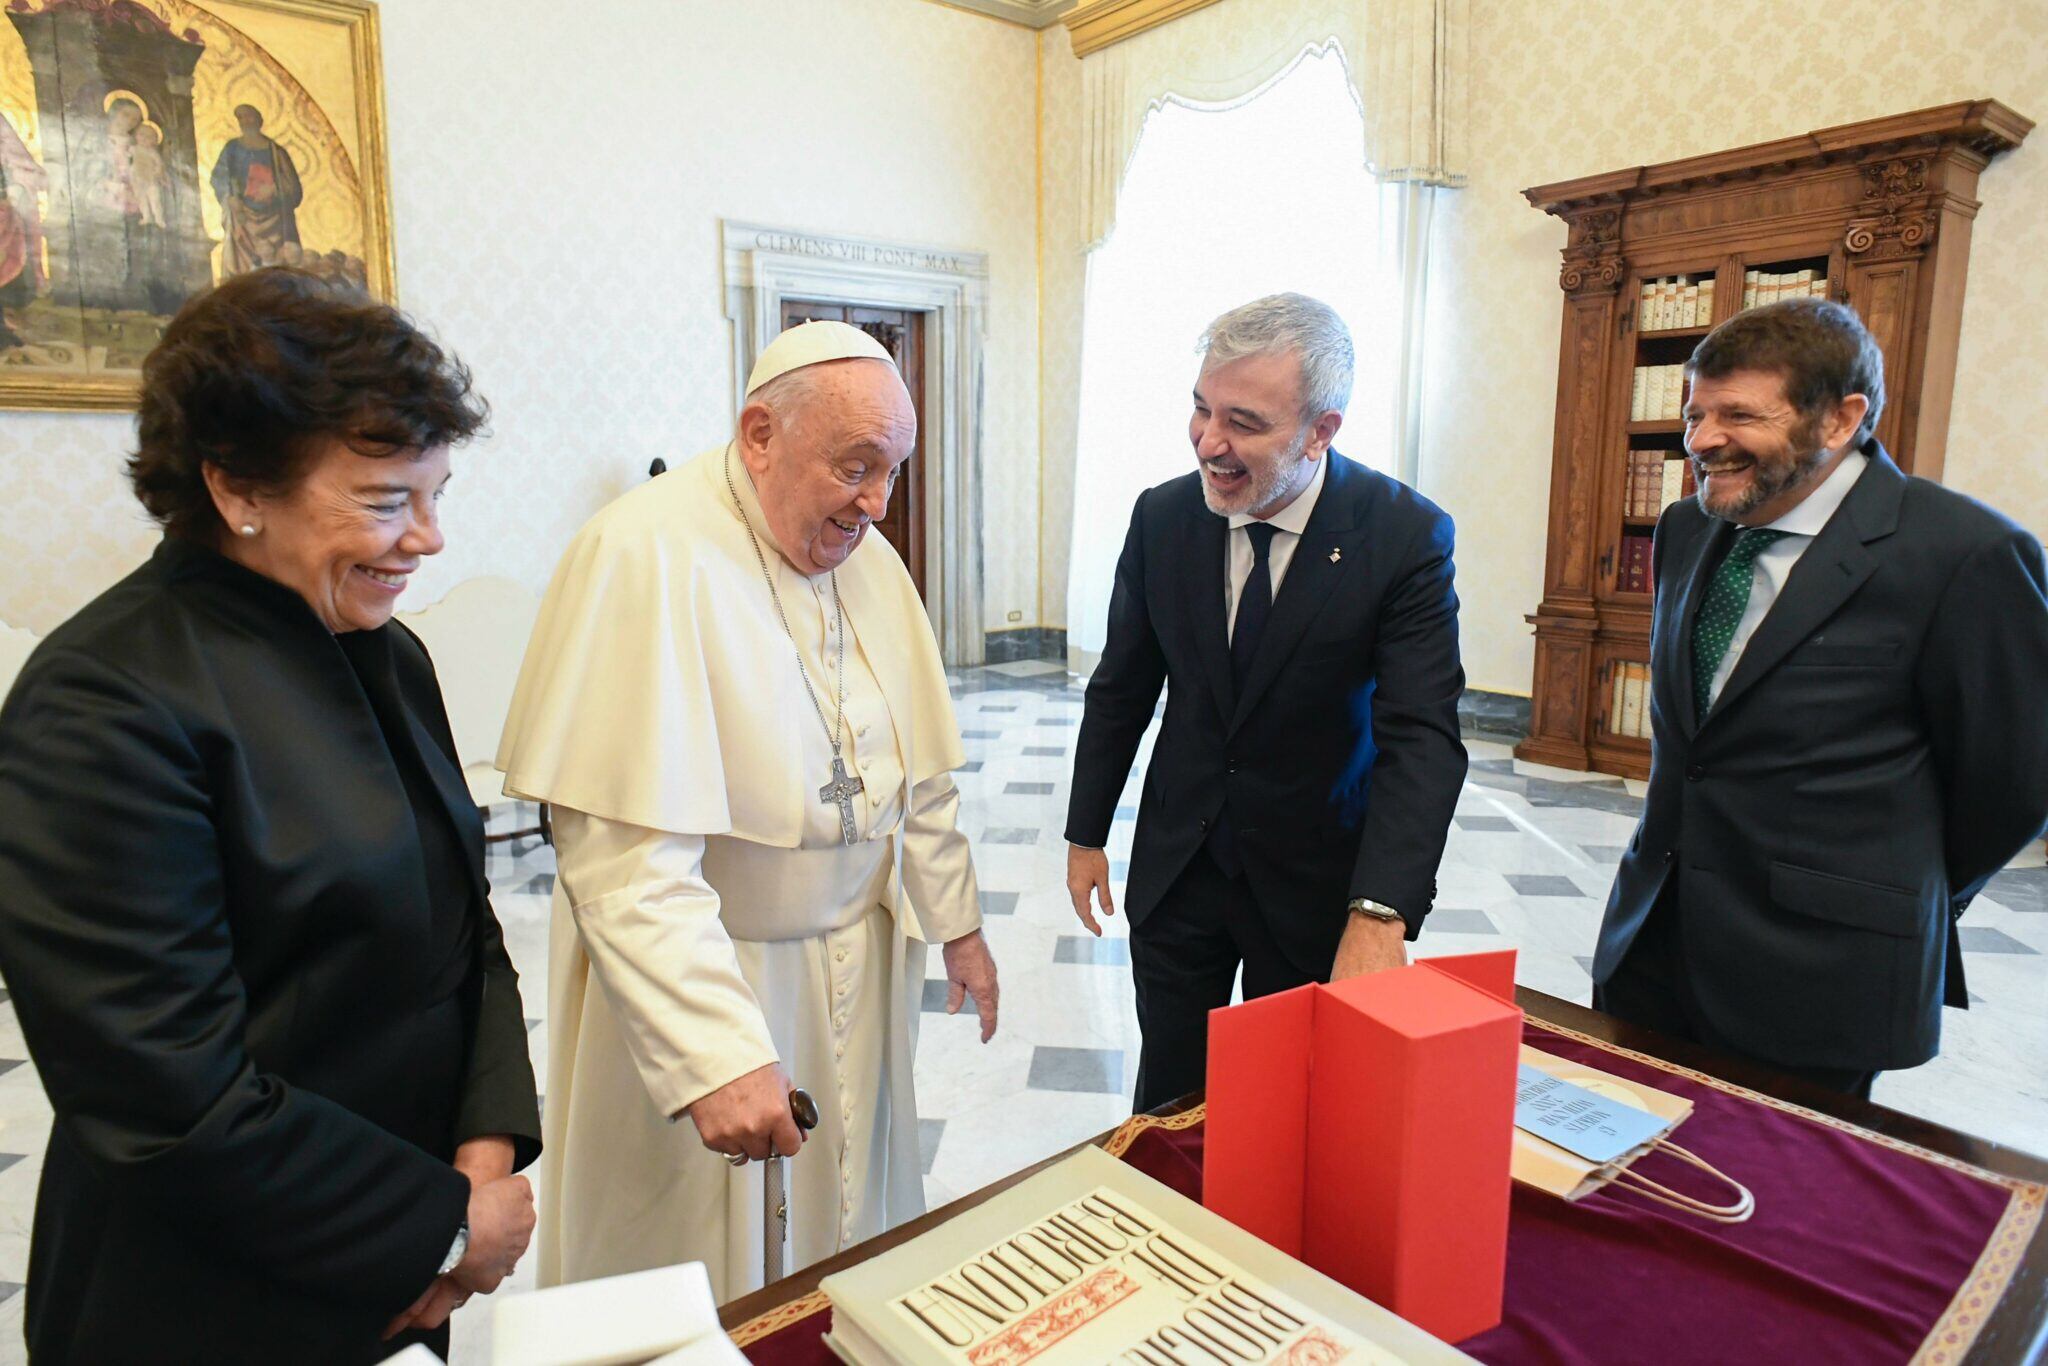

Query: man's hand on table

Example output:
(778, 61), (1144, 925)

(688, 1061), (804, 1161)
(1331, 912), (1408, 980)
(942, 929), (1000, 1042)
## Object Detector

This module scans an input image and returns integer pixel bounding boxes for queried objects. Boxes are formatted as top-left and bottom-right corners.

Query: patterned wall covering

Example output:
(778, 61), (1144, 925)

(1037, 0), (2048, 697)
(0, 0), (1041, 636)
(1420, 0), (2048, 694)
(1039, 27), (1086, 631)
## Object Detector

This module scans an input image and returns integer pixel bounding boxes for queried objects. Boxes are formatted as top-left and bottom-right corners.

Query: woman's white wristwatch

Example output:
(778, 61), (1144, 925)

(438, 1219), (469, 1276)
(1347, 897), (1404, 925)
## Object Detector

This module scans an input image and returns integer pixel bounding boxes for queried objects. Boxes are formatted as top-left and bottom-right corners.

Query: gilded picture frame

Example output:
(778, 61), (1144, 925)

(0, 0), (394, 411)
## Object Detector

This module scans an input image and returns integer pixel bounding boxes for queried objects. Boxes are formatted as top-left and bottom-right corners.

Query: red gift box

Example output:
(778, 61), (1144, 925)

(1203, 952), (1522, 1343)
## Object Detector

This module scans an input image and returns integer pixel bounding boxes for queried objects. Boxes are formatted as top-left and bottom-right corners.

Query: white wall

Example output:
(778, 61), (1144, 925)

(0, 0), (1044, 637)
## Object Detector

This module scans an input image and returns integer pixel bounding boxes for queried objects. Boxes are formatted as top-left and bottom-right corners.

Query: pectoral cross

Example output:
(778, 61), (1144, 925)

(819, 752), (865, 846)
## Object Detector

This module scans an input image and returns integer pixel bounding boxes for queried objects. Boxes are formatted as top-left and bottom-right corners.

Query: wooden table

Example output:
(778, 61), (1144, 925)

(718, 987), (2048, 1364)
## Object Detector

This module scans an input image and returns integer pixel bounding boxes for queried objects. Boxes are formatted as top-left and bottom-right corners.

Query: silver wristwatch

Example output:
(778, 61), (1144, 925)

(1347, 897), (1404, 925)
(437, 1219), (469, 1276)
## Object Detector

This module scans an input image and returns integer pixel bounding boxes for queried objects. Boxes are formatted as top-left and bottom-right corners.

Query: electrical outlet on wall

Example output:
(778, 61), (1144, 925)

(1006, 610), (1023, 622)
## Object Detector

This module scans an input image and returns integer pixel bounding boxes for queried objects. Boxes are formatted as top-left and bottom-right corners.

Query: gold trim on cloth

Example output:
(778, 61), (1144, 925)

(1101, 1103), (1207, 1158)
(731, 1289), (832, 1348)
(1525, 1019), (2044, 1366)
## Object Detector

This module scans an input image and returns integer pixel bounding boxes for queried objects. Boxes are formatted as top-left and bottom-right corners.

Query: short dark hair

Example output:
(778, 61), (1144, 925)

(128, 268), (488, 541)
(1687, 296), (1885, 443)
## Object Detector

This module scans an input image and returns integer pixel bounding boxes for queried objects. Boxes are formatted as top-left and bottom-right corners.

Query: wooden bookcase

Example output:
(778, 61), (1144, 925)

(1515, 100), (2032, 780)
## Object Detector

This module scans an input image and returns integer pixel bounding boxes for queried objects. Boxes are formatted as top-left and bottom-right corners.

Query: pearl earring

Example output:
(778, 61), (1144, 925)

(238, 524), (258, 538)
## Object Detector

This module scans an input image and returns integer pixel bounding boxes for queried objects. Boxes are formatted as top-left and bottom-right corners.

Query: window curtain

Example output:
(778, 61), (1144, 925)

(1078, 0), (1468, 253)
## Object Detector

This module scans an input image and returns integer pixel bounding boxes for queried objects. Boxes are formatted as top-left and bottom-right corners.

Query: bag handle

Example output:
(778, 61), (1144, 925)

(1603, 1139), (1755, 1224)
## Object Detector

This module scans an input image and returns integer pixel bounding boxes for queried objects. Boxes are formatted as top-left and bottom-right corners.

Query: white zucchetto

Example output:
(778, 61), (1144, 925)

(744, 320), (896, 396)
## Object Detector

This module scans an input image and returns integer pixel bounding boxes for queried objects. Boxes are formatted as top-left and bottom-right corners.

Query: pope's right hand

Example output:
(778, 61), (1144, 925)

(1067, 844), (1115, 936)
(688, 1061), (804, 1162)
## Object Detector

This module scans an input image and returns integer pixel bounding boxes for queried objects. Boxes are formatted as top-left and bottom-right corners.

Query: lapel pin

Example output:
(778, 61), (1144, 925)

(1329, 548), (1342, 563)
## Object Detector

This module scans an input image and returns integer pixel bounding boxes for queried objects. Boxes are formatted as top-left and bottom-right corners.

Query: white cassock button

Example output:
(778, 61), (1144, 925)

(835, 949), (847, 963)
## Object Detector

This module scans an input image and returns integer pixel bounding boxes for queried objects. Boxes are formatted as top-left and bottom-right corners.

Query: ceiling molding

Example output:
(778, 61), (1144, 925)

(1061, 0), (1224, 56)
(920, 0), (1076, 29)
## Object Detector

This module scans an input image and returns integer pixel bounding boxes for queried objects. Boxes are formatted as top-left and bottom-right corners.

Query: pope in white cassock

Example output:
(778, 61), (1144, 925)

(496, 321), (1000, 1301)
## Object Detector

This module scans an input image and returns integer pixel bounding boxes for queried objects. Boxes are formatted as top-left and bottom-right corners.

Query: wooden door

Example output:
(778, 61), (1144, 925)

(778, 299), (927, 601)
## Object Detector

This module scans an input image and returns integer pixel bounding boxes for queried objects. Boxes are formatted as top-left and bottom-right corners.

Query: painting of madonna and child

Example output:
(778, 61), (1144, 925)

(0, 0), (391, 408)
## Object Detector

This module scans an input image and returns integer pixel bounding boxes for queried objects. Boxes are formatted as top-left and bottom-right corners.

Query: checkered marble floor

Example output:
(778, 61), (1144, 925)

(1, 657), (2044, 1361)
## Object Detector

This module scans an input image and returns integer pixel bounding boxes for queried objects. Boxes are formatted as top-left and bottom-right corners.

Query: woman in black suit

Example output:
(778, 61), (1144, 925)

(0, 269), (541, 1363)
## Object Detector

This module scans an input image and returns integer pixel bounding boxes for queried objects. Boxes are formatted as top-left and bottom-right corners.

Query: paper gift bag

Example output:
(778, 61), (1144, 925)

(1514, 1046), (1753, 1223)
(1204, 951), (1522, 1343)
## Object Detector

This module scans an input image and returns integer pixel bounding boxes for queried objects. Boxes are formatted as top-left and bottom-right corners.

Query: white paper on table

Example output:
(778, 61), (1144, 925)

(377, 1347), (445, 1366)
(492, 1261), (725, 1366)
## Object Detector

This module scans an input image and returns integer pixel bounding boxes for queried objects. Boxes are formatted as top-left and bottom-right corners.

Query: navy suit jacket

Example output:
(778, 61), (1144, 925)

(1066, 453), (1468, 976)
(1595, 442), (2048, 1070)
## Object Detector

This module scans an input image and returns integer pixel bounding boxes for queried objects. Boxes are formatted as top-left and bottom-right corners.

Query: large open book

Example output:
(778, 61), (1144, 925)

(820, 1146), (1474, 1365)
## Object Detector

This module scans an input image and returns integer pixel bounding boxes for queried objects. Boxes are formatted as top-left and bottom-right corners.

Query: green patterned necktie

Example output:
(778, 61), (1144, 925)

(1692, 528), (1791, 718)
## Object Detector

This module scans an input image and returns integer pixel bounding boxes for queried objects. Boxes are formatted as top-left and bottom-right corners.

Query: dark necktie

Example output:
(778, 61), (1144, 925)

(1692, 527), (1791, 717)
(1231, 522), (1279, 692)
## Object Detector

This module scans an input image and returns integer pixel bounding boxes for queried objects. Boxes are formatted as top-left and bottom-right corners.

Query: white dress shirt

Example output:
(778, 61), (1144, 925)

(1705, 447), (1870, 706)
(1225, 453), (1329, 641)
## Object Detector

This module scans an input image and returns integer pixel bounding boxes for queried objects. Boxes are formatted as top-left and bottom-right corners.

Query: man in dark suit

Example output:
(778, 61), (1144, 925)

(1066, 293), (1467, 1112)
(1595, 297), (2048, 1099)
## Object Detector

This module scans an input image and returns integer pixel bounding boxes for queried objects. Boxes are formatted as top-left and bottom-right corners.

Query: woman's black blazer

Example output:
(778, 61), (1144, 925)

(0, 538), (541, 1363)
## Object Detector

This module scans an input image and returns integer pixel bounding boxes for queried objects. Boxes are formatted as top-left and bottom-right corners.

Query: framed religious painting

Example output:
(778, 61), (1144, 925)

(0, 0), (392, 410)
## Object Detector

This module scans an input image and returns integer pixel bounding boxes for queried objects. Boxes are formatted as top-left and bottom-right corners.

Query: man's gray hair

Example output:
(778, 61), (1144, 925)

(1198, 293), (1354, 420)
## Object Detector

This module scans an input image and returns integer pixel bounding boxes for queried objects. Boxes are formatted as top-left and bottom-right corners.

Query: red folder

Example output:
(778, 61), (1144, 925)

(1204, 952), (1522, 1343)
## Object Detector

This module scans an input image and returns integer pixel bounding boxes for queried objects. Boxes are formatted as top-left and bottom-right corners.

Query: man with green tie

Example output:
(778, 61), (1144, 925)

(1591, 297), (2048, 1099)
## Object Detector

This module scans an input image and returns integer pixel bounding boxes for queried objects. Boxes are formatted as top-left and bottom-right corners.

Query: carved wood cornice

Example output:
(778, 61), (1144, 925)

(1845, 155), (1940, 259)
(1524, 99), (2032, 219)
(1558, 204), (1626, 296)
(1061, 0), (1224, 57)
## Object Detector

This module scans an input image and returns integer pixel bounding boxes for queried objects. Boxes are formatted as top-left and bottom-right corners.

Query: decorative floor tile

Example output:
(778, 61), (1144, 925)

(1574, 956), (1596, 976)
(962, 730), (1001, 740)
(1035, 718), (1079, 728)
(522, 873), (554, 896)
(1505, 874), (1586, 898)
(0, 988), (8, 1005)
(1427, 908), (1499, 935)
(0, 1061), (19, 1081)
(1983, 867), (2048, 913)
(1958, 927), (2039, 955)
(1110, 860), (1129, 878)
(980, 705), (1019, 714)
(979, 892), (1019, 917)
(1455, 816), (1517, 832)
(1026, 1046), (1124, 1094)
(0, 1154), (19, 1177)
(1580, 845), (1629, 862)
(1054, 936), (1131, 966)
(1022, 747), (1067, 757)
(1005, 782), (1056, 796)
(1115, 806), (1138, 821)
(0, 1281), (18, 1304)
(524, 1017), (541, 1033)
(957, 761), (982, 773)
(921, 979), (956, 1012)
(981, 828), (1038, 845)
(919, 1118), (945, 1174)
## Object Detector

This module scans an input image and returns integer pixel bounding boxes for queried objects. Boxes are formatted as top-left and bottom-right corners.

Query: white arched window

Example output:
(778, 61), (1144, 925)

(1066, 48), (1409, 660)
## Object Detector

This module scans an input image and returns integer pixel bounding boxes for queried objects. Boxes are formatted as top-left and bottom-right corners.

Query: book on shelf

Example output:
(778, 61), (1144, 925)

(1631, 366), (1648, 421)
(818, 1145), (1474, 1365)
(1618, 662), (1646, 737)
(1637, 277), (1715, 330)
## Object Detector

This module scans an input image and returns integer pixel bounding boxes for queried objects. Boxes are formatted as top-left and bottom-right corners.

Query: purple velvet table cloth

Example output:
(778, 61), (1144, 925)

(733, 1019), (2043, 1364)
